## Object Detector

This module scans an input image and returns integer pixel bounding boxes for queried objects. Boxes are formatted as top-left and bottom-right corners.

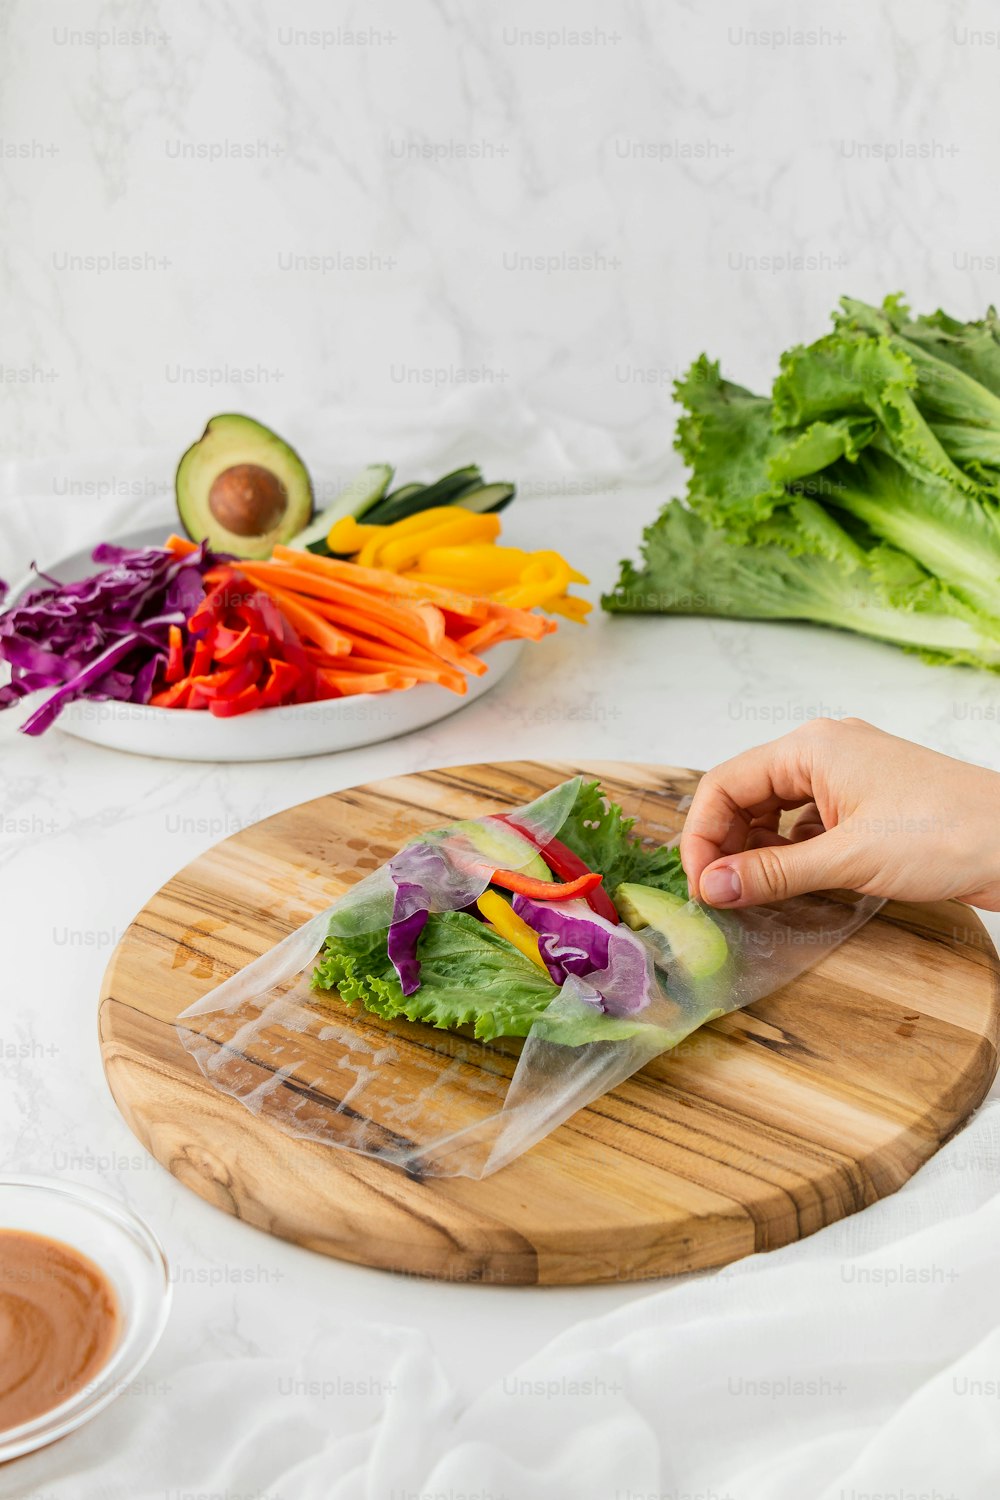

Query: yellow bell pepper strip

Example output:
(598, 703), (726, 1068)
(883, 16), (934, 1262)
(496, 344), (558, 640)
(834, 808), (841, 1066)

(326, 516), (385, 554)
(477, 889), (546, 970)
(397, 571), (472, 591)
(378, 512), (501, 573)
(495, 551), (573, 610)
(547, 594), (593, 622)
(413, 544), (530, 589)
(356, 506), (469, 568)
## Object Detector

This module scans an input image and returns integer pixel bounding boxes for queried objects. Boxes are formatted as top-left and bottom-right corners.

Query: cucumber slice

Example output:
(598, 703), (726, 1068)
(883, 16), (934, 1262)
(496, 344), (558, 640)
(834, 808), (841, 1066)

(416, 465), (483, 505)
(452, 482), (516, 515)
(286, 462), (393, 550)
(381, 483), (426, 505)
(366, 466), (484, 527)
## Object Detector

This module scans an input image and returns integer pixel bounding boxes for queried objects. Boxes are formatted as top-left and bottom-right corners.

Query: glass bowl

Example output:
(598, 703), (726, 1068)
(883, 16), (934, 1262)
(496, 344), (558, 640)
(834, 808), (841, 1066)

(0, 1176), (171, 1461)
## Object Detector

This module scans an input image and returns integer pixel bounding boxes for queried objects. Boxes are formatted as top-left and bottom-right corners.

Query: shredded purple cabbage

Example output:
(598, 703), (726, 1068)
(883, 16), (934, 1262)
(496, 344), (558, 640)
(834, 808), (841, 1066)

(0, 540), (222, 735)
(385, 844), (472, 996)
(512, 895), (654, 1016)
(387, 881), (430, 995)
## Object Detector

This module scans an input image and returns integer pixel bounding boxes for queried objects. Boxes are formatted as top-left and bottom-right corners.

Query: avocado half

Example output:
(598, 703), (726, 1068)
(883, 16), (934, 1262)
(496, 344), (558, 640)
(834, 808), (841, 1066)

(176, 413), (314, 559)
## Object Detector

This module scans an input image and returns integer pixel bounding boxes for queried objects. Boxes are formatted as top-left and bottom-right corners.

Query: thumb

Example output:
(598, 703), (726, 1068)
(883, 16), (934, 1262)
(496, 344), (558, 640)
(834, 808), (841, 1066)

(698, 830), (857, 908)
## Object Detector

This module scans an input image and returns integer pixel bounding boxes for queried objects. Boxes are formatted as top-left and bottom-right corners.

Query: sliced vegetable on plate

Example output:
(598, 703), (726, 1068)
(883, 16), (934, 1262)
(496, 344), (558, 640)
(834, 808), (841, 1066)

(0, 414), (592, 735)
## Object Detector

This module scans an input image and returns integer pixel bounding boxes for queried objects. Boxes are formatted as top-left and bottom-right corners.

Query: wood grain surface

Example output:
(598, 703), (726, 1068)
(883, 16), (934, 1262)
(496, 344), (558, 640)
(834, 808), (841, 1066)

(98, 760), (1000, 1285)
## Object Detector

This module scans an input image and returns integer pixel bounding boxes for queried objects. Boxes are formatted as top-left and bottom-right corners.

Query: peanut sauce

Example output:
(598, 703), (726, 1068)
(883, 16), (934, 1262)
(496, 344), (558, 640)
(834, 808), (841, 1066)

(0, 1230), (120, 1430)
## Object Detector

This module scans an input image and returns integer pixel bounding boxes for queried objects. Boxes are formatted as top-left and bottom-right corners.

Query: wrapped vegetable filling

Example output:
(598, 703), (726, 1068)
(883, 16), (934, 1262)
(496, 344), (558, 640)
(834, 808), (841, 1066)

(177, 776), (881, 1178)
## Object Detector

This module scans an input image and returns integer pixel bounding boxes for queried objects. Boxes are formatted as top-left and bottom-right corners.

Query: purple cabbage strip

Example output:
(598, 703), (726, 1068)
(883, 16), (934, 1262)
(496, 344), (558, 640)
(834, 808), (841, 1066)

(512, 895), (654, 1017)
(387, 881), (430, 996)
(384, 840), (500, 996)
(0, 540), (225, 734)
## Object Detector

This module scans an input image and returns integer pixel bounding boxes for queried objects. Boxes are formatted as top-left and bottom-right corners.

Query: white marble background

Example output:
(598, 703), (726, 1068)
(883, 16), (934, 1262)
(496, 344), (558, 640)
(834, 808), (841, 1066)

(6, 3), (1000, 1497)
(3, 0), (1000, 478)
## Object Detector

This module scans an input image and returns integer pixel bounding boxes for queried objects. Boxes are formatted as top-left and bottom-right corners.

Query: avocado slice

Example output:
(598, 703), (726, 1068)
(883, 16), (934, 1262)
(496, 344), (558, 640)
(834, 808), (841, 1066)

(176, 413), (313, 559)
(615, 882), (728, 979)
(446, 819), (552, 882)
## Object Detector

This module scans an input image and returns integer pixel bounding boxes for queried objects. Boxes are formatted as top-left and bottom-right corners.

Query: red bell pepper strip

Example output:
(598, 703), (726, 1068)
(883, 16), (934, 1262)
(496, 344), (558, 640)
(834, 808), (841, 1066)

(258, 658), (301, 708)
(489, 868), (604, 902)
(149, 677), (194, 709)
(165, 625), (186, 683)
(191, 657), (260, 700)
(189, 634), (215, 677)
(208, 683), (263, 717)
(213, 622), (270, 666)
(496, 813), (620, 924)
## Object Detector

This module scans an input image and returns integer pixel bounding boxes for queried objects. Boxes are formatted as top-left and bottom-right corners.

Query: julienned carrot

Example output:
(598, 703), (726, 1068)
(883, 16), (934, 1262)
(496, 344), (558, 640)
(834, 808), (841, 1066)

(244, 573), (449, 667)
(316, 668), (417, 696)
(271, 545), (490, 619)
(457, 619), (507, 654)
(298, 601), (467, 686)
(304, 638), (465, 686)
(322, 636), (467, 693)
(310, 651), (464, 689)
(165, 533), (199, 557)
(433, 634), (489, 677)
(247, 584), (352, 657)
(237, 561), (445, 649)
(484, 601), (556, 641)
(251, 572), (472, 692)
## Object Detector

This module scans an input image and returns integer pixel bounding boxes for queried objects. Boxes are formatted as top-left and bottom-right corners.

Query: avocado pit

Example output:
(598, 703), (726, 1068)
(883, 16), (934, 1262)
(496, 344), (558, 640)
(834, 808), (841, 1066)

(208, 463), (288, 538)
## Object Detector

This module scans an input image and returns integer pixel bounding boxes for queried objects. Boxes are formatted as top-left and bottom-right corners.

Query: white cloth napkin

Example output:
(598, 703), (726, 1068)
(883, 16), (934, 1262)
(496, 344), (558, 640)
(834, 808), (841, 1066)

(3, 1099), (998, 1500)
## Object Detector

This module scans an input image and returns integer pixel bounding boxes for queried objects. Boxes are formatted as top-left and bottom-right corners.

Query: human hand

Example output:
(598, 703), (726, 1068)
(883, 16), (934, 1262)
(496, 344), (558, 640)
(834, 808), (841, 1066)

(680, 718), (1000, 911)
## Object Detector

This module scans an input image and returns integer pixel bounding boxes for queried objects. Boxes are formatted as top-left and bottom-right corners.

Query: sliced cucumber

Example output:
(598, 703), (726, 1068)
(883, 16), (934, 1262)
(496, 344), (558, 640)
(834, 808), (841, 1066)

(381, 482), (426, 505)
(286, 462), (394, 551)
(452, 482), (516, 515)
(366, 465), (483, 527)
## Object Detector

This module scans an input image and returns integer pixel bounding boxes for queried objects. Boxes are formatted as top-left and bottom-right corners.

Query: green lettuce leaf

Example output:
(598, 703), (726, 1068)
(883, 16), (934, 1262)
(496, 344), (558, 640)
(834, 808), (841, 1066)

(812, 449), (1000, 626)
(556, 779), (690, 900)
(774, 329), (980, 497)
(834, 296), (1000, 484)
(674, 355), (877, 537)
(602, 499), (1000, 671)
(314, 909), (562, 1043)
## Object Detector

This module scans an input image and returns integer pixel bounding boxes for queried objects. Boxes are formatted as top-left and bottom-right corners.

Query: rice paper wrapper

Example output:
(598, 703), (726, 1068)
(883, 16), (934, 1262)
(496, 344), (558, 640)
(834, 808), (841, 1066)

(177, 777), (882, 1179)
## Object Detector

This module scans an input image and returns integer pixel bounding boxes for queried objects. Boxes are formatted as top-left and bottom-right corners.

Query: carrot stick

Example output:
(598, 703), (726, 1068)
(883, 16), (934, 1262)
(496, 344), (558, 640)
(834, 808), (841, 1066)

(457, 619), (507, 653)
(316, 669), (417, 696)
(314, 651), (449, 680)
(238, 561), (444, 649)
(270, 588), (452, 666)
(164, 533), (199, 557)
(248, 584), (352, 656)
(324, 638), (466, 691)
(484, 601), (557, 641)
(434, 635), (489, 677)
(271, 545), (490, 619)
(308, 645), (467, 693)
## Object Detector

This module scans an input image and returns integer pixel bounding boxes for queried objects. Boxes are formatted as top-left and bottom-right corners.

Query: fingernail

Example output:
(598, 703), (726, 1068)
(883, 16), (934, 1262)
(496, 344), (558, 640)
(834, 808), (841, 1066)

(702, 865), (741, 906)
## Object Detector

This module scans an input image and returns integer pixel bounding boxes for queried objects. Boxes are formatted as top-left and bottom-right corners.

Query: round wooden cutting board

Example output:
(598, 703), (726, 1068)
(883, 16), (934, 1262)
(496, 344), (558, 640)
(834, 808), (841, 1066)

(99, 760), (1000, 1285)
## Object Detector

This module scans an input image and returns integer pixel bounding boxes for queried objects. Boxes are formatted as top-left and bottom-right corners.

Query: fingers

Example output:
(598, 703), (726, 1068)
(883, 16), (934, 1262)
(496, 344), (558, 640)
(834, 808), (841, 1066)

(699, 827), (857, 908)
(680, 731), (823, 898)
(788, 803), (825, 841)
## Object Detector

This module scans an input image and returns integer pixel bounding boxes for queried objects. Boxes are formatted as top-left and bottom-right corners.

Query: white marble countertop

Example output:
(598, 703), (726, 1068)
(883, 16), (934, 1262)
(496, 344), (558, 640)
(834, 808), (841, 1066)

(3, 488), (1000, 1498)
(6, 0), (1000, 1487)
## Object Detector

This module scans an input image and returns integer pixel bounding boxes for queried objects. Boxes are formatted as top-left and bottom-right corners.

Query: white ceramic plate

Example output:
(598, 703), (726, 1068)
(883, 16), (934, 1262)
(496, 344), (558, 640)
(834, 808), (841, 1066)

(7, 524), (524, 761)
(0, 1176), (170, 1462)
